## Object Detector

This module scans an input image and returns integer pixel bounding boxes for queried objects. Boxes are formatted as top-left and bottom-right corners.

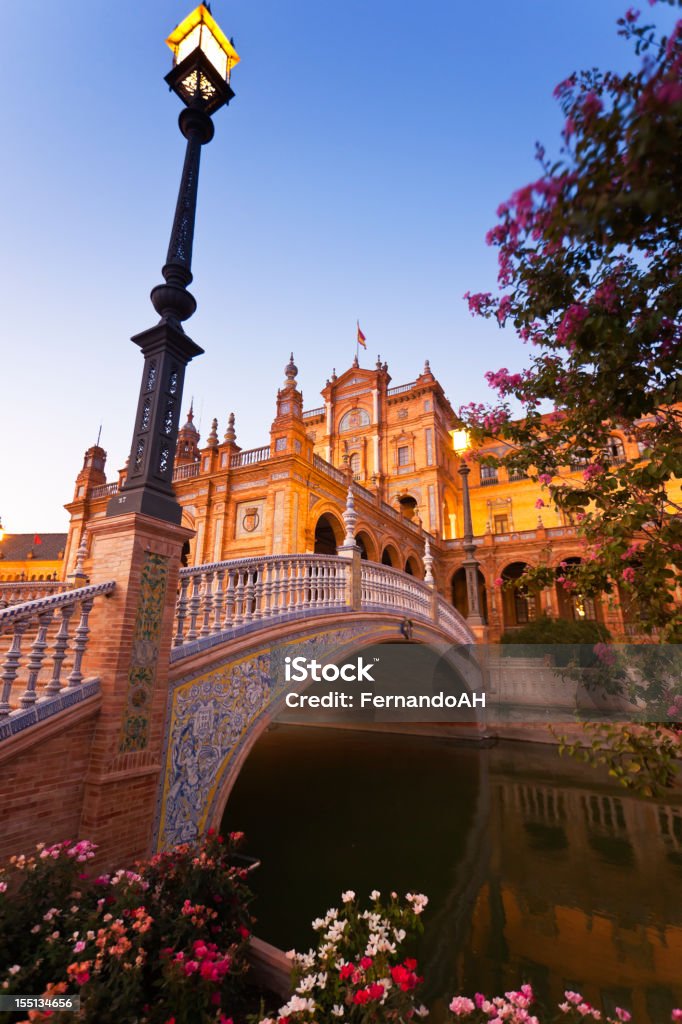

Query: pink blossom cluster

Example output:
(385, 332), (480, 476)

(666, 694), (682, 719)
(447, 986), (682, 1023)
(463, 291), (493, 316)
(556, 304), (590, 348)
(169, 940), (232, 983)
(582, 463), (605, 482)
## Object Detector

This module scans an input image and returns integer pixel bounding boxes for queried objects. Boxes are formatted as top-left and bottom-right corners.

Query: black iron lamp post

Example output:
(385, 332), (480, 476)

(107, 4), (240, 524)
(451, 430), (485, 627)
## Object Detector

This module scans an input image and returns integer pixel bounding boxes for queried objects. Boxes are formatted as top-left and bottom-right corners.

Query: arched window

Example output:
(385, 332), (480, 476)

(339, 408), (370, 432)
(349, 452), (361, 478)
(603, 437), (626, 465)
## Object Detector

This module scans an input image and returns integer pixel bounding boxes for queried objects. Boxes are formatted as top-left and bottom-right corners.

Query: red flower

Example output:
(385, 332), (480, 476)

(368, 983), (385, 1000)
(340, 964), (355, 980)
(353, 989), (371, 1005)
(360, 956), (373, 970)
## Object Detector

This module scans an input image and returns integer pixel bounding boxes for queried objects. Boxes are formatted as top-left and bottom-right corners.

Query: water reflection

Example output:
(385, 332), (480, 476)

(222, 726), (682, 1023)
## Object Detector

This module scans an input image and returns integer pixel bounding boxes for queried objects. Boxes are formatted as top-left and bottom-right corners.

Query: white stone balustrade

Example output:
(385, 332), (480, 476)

(173, 555), (349, 650)
(0, 581), (116, 726)
(172, 554), (473, 656)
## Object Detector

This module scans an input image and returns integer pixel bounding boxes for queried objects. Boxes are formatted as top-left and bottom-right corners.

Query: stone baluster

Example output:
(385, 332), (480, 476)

(213, 569), (226, 632)
(252, 566), (264, 619)
(186, 575), (202, 641)
(261, 562), (273, 618)
(224, 569), (236, 628)
(66, 597), (94, 688)
(200, 570), (215, 637)
(45, 605), (75, 695)
(20, 609), (55, 707)
(271, 561), (282, 615)
(0, 621), (28, 716)
(234, 571), (245, 625)
(244, 569), (255, 623)
(174, 574), (190, 646)
(301, 561), (312, 611)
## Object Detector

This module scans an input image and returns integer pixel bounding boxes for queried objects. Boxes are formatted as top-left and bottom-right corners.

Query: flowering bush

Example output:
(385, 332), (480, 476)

(447, 984), (682, 1023)
(0, 831), (254, 1023)
(458, 4), (682, 641)
(258, 890), (429, 1023)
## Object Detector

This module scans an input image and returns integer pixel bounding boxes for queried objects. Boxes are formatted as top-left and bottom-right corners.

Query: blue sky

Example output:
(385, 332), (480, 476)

(2, 0), (676, 532)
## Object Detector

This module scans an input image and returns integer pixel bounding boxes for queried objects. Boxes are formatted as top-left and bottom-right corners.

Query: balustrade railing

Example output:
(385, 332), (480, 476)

(302, 407), (325, 419)
(0, 581), (116, 722)
(387, 382), (416, 396)
(173, 463), (201, 482)
(312, 453), (347, 485)
(172, 554), (473, 655)
(173, 555), (349, 648)
(230, 446), (271, 468)
(360, 562), (432, 618)
(89, 482), (120, 499)
(0, 581), (67, 608)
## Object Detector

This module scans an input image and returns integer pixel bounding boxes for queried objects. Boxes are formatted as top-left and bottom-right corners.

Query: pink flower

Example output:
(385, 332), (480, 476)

(494, 577), (504, 588)
(671, 1010), (682, 1021)
(582, 92), (603, 119)
(450, 996), (476, 1015)
(621, 566), (636, 584)
(535, 499), (545, 509)
(615, 1009), (632, 1022)
(582, 463), (604, 481)
(538, 473), (553, 485)
(463, 291), (492, 316)
(625, 7), (640, 22)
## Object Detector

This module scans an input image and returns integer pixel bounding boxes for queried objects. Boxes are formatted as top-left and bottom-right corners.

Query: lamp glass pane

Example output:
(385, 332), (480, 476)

(176, 24), (202, 65)
(200, 26), (228, 79)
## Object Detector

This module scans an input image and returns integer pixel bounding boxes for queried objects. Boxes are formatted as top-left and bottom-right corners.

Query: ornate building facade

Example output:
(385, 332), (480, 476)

(63, 355), (679, 642)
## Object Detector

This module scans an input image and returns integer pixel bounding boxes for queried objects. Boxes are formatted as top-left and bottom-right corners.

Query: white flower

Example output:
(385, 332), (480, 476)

(280, 995), (316, 1015)
(86, 931), (95, 941)
(317, 972), (327, 988)
(332, 1006), (344, 1018)
(285, 949), (296, 960)
(296, 974), (317, 994)
(393, 928), (406, 942)
(369, 889), (380, 901)
(341, 890), (355, 903)
(406, 893), (429, 914)
(415, 1005), (430, 1017)
(8, 966), (21, 976)
(312, 917), (326, 930)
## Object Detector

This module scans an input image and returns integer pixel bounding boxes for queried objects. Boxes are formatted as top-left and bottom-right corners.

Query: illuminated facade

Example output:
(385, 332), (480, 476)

(62, 355), (680, 642)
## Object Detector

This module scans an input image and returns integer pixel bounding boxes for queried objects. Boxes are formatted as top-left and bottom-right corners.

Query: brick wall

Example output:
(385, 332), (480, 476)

(0, 699), (99, 862)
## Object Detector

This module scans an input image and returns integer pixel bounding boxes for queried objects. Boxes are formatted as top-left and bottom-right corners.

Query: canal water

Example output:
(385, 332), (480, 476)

(222, 725), (682, 1023)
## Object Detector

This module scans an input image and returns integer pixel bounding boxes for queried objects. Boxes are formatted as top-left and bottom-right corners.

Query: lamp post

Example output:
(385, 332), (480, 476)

(107, 4), (240, 525)
(451, 429), (485, 627)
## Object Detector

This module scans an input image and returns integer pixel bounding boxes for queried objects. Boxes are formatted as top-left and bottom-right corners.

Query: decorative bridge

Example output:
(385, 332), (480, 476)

(171, 553), (471, 659)
(0, 550), (474, 859)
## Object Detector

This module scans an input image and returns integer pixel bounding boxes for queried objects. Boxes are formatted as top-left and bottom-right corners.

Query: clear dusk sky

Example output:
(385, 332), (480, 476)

(2, 1), (677, 533)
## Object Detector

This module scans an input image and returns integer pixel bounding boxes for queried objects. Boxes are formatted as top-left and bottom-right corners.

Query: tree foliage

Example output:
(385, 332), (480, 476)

(461, 3), (682, 640)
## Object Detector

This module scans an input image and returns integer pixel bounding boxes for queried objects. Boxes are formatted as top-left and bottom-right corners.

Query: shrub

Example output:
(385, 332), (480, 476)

(0, 831), (254, 1024)
(257, 890), (429, 1024)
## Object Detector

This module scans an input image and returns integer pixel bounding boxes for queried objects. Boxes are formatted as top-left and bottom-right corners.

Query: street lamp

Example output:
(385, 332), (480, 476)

(451, 429), (485, 627)
(107, 4), (240, 525)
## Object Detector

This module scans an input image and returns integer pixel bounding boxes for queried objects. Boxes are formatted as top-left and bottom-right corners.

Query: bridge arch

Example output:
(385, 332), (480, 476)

(156, 611), (478, 851)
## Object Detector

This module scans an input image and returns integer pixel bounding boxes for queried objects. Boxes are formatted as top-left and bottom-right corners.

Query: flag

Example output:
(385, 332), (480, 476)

(33, 534), (42, 545)
(357, 321), (367, 348)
